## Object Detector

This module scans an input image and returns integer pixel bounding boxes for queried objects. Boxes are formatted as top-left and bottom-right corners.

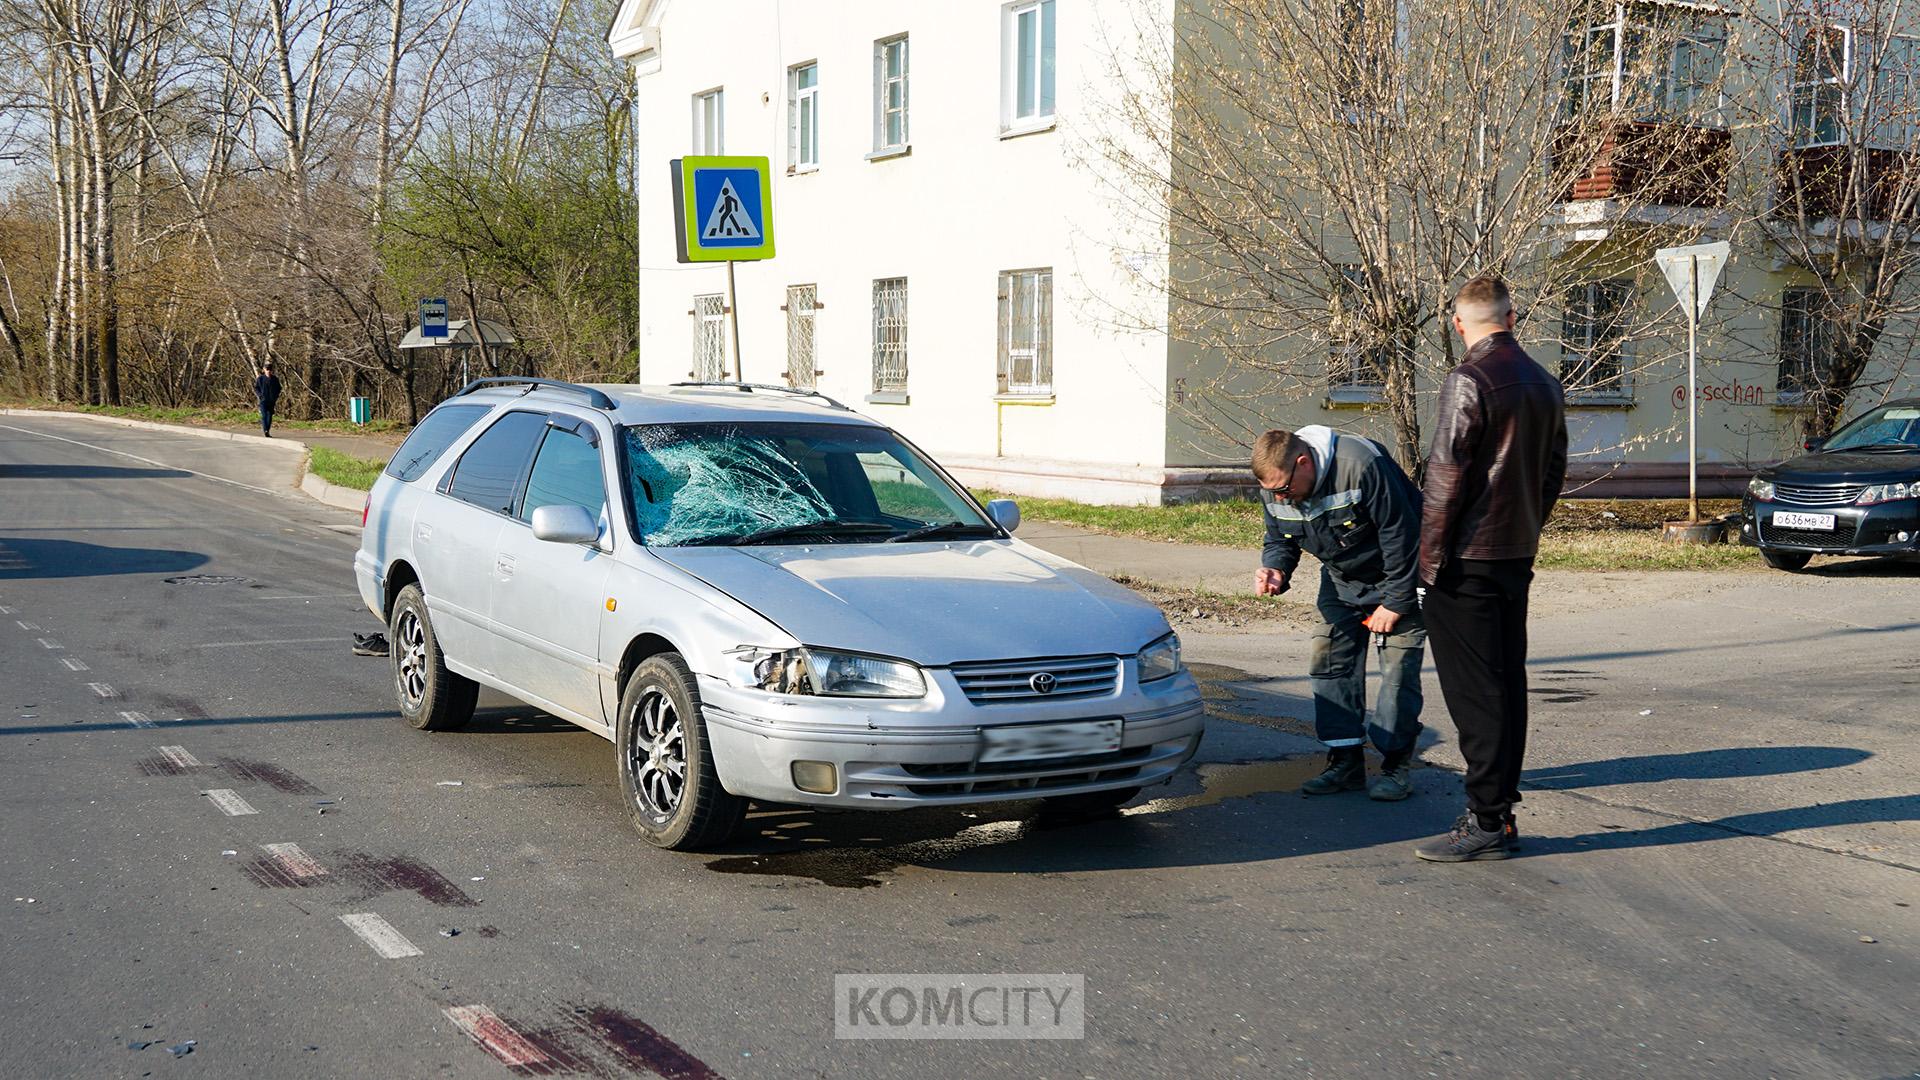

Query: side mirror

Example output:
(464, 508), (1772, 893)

(986, 498), (1021, 533)
(1803, 437), (1826, 452)
(531, 504), (600, 545)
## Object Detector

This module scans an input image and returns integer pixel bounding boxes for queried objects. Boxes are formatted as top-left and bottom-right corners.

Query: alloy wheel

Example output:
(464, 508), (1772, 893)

(629, 688), (687, 819)
(395, 608), (428, 709)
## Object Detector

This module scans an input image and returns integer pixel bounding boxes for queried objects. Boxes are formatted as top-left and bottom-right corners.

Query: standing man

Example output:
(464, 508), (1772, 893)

(1413, 276), (1567, 863)
(254, 362), (282, 438)
(1252, 425), (1426, 801)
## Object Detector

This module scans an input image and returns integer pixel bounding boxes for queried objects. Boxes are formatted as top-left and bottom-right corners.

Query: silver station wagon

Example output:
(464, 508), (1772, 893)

(354, 378), (1205, 849)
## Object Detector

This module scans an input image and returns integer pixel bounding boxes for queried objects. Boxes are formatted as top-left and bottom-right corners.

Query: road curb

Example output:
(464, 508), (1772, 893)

(0, 408), (366, 514)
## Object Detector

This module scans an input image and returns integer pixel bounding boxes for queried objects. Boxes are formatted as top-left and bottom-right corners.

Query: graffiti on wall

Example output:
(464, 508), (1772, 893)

(1672, 382), (1769, 408)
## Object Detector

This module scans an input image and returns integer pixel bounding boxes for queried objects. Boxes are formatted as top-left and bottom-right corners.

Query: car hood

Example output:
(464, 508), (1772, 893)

(650, 540), (1171, 666)
(1764, 449), (1920, 485)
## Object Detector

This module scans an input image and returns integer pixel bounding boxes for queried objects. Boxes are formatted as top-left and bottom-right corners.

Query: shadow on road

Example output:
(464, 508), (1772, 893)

(0, 537), (208, 579)
(1528, 795), (1920, 856)
(0, 463), (191, 480)
(1804, 556), (1920, 579)
(463, 705), (584, 735)
(1524, 746), (1873, 789)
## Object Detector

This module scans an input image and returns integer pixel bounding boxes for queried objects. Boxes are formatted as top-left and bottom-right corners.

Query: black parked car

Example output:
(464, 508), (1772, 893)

(1740, 399), (1920, 571)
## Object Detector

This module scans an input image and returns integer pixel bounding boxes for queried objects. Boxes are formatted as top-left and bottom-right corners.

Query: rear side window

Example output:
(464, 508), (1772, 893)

(520, 426), (608, 522)
(445, 411), (549, 514)
(385, 404), (491, 482)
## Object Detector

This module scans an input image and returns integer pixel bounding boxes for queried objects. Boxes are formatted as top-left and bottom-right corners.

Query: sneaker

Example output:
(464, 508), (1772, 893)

(1299, 749), (1366, 796)
(351, 632), (390, 657)
(1413, 813), (1511, 862)
(1368, 756), (1414, 801)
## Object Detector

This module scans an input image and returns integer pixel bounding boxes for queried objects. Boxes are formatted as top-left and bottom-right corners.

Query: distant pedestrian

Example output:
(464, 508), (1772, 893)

(254, 363), (282, 437)
(1251, 425), (1427, 801)
(1413, 276), (1567, 863)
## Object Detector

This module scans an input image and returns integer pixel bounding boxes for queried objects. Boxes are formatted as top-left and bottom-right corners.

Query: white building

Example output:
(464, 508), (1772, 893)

(607, 0), (1198, 504)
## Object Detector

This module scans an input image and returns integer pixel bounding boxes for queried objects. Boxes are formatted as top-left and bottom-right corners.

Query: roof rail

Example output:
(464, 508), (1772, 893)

(454, 376), (615, 410)
(669, 380), (852, 412)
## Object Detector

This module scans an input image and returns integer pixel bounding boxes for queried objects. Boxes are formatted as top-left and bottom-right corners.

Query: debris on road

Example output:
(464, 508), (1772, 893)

(436, 781), (463, 787)
(1859, 935), (1878, 943)
(440, 927), (461, 937)
(167, 1040), (196, 1057)
(1639, 709), (1654, 716)
(127, 1041), (153, 1052)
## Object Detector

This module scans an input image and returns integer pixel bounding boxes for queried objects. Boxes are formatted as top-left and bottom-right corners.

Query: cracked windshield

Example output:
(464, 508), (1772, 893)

(623, 422), (996, 546)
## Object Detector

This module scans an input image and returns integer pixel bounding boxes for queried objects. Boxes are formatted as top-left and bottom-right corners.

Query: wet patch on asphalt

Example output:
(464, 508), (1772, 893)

(238, 849), (479, 907)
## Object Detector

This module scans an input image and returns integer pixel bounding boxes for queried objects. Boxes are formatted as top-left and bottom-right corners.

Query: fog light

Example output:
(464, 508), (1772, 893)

(791, 760), (838, 794)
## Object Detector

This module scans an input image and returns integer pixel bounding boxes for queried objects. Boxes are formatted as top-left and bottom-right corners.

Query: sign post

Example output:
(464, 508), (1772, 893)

(670, 156), (776, 381)
(1653, 241), (1730, 524)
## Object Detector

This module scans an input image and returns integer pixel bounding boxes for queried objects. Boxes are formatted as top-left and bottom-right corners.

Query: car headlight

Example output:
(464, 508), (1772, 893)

(1747, 477), (1775, 501)
(1137, 632), (1182, 683)
(1856, 481), (1917, 506)
(726, 646), (926, 698)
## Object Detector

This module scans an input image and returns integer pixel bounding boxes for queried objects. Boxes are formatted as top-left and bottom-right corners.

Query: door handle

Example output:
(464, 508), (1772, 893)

(495, 553), (516, 578)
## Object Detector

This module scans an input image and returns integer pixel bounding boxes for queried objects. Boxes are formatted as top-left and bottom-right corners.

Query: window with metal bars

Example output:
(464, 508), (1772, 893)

(1561, 279), (1634, 399)
(872, 278), (908, 392)
(1779, 287), (1835, 395)
(786, 285), (818, 389)
(1327, 266), (1387, 395)
(997, 268), (1053, 395)
(691, 293), (727, 379)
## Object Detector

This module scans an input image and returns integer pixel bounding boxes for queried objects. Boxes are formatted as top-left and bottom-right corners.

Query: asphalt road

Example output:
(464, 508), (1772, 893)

(1, 414), (1915, 1080)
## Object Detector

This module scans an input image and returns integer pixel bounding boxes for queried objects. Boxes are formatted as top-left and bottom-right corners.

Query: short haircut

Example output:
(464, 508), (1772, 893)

(1251, 429), (1307, 479)
(1454, 275), (1513, 325)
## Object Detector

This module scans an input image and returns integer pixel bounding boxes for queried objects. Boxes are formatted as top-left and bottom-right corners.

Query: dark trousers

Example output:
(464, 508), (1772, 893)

(1310, 581), (1425, 757)
(259, 403), (275, 435)
(1423, 557), (1535, 821)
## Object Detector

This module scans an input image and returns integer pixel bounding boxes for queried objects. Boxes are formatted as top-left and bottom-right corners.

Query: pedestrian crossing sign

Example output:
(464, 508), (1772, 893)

(672, 156), (775, 263)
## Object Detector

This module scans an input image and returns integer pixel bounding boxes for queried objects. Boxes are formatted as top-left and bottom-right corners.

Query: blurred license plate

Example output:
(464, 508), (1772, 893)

(979, 720), (1121, 763)
(1774, 511), (1836, 530)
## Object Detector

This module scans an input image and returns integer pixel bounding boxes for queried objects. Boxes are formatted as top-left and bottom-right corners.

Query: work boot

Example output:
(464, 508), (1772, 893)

(1368, 751), (1414, 801)
(1413, 812), (1511, 862)
(1299, 748), (1366, 796)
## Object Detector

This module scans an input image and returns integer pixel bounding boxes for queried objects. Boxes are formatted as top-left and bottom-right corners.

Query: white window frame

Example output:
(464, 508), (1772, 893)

(1869, 34), (1920, 149)
(1560, 279), (1635, 401)
(873, 36), (909, 155)
(691, 293), (728, 380)
(788, 64), (819, 172)
(872, 277), (909, 396)
(1560, 2), (1727, 124)
(1790, 23), (1851, 148)
(1001, 0), (1057, 134)
(692, 87), (724, 154)
(997, 268), (1053, 396)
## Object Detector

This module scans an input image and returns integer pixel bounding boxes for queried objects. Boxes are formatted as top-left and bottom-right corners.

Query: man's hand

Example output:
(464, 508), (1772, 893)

(1254, 567), (1288, 597)
(1362, 606), (1402, 634)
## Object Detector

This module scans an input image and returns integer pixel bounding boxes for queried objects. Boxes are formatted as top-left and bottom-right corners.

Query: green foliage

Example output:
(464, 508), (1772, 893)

(307, 446), (387, 491)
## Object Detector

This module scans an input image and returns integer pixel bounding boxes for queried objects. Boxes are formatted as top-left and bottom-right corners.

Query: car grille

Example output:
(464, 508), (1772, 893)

(950, 655), (1121, 705)
(1773, 483), (1865, 507)
(1760, 522), (1860, 549)
(895, 745), (1151, 796)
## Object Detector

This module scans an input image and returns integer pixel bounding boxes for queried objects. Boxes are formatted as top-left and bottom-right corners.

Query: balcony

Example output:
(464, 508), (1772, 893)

(1775, 145), (1917, 224)
(1554, 119), (1733, 208)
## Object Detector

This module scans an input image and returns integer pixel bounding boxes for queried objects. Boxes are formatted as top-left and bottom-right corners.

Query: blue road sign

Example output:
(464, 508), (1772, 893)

(420, 298), (449, 339)
(672, 156), (775, 262)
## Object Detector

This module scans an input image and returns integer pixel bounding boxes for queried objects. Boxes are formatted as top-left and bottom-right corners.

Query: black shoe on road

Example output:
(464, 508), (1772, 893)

(352, 632), (389, 657)
(1299, 748), (1366, 796)
(1414, 813), (1511, 862)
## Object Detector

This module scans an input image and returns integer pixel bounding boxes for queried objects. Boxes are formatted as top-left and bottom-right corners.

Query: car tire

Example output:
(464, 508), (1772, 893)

(1763, 550), (1813, 572)
(389, 583), (478, 732)
(616, 653), (745, 851)
(1039, 785), (1143, 819)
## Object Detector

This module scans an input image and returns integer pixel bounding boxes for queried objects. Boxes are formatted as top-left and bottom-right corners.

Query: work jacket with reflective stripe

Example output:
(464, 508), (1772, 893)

(1260, 427), (1423, 615)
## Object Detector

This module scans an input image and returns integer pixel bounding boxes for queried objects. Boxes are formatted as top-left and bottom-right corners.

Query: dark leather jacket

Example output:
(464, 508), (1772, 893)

(1419, 332), (1568, 583)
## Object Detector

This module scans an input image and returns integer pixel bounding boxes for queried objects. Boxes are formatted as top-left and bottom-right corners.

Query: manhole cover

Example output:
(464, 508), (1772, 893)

(164, 574), (249, 586)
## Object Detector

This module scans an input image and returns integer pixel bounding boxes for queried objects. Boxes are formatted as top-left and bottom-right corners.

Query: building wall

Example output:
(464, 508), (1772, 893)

(624, 0), (1178, 503)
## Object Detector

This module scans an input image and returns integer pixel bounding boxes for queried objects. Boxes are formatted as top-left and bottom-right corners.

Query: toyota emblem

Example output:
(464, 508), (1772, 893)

(1029, 672), (1058, 694)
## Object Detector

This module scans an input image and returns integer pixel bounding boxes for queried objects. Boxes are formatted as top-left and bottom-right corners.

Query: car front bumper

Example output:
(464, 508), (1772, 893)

(696, 667), (1206, 808)
(1740, 497), (1920, 556)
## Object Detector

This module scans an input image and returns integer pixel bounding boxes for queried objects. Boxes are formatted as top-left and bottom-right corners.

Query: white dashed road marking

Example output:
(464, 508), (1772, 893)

(16, 621), (39, 631)
(36, 638), (61, 649)
(200, 789), (258, 816)
(262, 843), (328, 880)
(157, 746), (203, 769)
(444, 1006), (549, 1068)
(339, 913), (422, 959)
(0, 606), (16, 615)
(86, 683), (117, 699)
(61, 657), (89, 671)
(120, 710), (155, 728)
